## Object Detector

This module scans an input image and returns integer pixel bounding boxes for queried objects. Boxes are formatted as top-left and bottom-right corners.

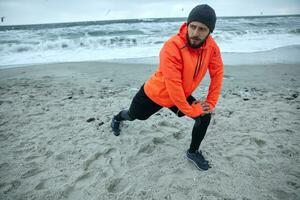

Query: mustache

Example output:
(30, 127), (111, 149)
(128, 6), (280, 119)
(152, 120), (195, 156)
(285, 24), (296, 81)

(190, 37), (202, 41)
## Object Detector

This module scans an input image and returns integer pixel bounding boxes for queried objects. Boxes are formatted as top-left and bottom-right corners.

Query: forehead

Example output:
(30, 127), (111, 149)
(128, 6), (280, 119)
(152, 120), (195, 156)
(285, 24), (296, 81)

(189, 21), (208, 29)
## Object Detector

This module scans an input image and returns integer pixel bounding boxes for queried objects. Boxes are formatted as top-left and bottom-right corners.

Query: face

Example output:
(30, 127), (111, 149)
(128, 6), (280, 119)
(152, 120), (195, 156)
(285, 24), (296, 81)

(187, 21), (210, 48)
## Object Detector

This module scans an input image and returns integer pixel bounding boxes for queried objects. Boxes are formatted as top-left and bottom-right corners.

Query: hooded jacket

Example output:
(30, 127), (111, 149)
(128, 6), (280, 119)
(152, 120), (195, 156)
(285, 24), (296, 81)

(144, 22), (223, 118)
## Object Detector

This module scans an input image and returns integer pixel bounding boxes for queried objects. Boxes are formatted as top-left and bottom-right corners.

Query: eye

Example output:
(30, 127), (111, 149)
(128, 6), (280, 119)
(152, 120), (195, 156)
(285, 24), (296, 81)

(190, 25), (196, 30)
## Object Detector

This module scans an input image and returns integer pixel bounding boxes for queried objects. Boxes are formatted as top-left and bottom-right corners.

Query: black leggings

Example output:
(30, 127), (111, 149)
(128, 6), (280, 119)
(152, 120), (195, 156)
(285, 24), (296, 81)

(115, 85), (211, 152)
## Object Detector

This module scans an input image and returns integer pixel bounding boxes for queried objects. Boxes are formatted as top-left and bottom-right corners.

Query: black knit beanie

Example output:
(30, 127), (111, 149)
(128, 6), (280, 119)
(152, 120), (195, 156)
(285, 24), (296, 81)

(187, 4), (216, 33)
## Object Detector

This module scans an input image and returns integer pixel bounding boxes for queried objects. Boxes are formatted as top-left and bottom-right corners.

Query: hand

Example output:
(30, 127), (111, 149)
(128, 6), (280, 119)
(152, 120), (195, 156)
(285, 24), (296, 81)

(201, 101), (211, 112)
(193, 100), (211, 115)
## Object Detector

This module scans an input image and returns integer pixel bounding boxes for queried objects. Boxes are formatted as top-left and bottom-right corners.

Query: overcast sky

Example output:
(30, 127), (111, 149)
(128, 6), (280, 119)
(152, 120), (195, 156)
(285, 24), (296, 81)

(0, 0), (300, 25)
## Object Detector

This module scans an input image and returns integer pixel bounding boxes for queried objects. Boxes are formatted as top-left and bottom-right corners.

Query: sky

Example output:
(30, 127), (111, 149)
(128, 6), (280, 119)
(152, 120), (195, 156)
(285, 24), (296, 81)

(0, 0), (300, 25)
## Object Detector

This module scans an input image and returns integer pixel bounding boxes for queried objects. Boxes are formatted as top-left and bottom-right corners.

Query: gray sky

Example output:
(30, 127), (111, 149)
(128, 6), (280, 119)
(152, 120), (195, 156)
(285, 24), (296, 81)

(0, 0), (300, 25)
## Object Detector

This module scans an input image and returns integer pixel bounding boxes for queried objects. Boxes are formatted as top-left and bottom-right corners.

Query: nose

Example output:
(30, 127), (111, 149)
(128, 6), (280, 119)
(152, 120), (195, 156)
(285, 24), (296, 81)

(192, 28), (201, 37)
(191, 31), (201, 39)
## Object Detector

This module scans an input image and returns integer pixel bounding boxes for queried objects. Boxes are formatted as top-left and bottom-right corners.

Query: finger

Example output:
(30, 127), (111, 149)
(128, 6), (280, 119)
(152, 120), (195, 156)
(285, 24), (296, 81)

(194, 100), (201, 104)
(203, 108), (209, 112)
(202, 103), (209, 107)
(200, 102), (207, 107)
(203, 102), (211, 108)
(202, 105), (210, 110)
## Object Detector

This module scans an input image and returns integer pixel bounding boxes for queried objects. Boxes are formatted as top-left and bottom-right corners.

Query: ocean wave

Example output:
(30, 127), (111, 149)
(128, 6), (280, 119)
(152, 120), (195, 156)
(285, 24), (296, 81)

(1, 15), (300, 66)
(86, 30), (106, 36)
(0, 18), (183, 31)
(1, 36), (143, 54)
(16, 46), (32, 53)
(0, 40), (22, 45)
(87, 30), (144, 37)
(245, 22), (280, 27)
(288, 28), (300, 34)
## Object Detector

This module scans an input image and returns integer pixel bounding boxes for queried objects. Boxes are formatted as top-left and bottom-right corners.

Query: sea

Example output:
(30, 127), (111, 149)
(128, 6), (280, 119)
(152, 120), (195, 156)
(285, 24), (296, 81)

(0, 15), (300, 68)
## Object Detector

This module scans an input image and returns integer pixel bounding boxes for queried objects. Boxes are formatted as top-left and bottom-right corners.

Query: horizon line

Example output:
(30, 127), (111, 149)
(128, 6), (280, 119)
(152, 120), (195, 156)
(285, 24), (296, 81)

(1, 13), (299, 27)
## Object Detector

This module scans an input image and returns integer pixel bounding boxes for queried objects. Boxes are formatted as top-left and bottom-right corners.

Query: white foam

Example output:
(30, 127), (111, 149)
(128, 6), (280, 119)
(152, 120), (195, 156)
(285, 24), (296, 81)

(1, 16), (300, 67)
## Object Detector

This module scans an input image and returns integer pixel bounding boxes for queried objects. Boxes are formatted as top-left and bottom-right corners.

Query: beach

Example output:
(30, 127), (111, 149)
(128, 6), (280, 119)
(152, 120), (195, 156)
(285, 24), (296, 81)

(0, 61), (299, 200)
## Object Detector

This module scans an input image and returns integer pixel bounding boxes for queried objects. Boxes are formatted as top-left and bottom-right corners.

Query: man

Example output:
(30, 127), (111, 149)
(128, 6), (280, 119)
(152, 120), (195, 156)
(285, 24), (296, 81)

(111, 4), (223, 171)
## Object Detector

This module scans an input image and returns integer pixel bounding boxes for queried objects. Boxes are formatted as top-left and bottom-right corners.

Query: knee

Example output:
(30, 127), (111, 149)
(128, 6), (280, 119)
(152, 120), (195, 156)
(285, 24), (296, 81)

(202, 113), (212, 123)
(135, 115), (149, 121)
(194, 113), (211, 127)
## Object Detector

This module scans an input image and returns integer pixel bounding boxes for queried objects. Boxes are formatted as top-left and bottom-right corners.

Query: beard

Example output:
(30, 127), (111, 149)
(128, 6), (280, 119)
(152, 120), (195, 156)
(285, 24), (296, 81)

(187, 34), (209, 49)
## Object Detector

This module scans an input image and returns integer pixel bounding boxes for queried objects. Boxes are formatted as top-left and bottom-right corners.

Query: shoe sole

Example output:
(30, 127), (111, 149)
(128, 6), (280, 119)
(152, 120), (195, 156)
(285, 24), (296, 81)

(112, 131), (120, 136)
(186, 155), (209, 171)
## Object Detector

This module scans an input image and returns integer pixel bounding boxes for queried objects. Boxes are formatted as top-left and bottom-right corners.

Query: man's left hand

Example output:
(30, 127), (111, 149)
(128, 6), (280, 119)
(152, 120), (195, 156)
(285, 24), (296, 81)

(193, 100), (212, 115)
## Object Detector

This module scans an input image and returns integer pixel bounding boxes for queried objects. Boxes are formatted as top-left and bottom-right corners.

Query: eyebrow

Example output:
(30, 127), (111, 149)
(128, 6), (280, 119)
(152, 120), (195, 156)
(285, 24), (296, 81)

(190, 24), (208, 29)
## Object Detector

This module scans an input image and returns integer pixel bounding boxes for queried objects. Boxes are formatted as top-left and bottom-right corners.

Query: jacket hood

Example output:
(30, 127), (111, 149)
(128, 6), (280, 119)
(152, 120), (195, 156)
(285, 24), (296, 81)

(178, 22), (188, 44)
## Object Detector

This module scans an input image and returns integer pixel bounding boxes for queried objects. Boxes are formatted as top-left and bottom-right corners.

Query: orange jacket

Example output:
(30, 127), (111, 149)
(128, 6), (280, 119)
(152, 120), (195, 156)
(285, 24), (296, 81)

(144, 22), (224, 118)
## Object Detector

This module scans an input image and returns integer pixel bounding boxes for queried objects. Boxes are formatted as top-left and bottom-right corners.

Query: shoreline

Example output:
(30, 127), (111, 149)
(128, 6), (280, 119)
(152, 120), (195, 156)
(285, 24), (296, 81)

(1, 45), (300, 70)
(1, 61), (299, 87)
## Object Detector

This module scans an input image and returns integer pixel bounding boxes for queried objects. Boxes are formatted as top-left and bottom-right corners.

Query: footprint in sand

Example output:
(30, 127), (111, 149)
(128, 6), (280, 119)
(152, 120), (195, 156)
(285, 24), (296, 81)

(106, 178), (127, 193)
(1, 180), (21, 194)
(83, 148), (116, 171)
(74, 172), (91, 184)
(55, 151), (71, 161)
(152, 137), (165, 145)
(83, 152), (103, 171)
(158, 120), (173, 127)
(21, 167), (43, 179)
(34, 180), (45, 190)
(61, 171), (93, 197)
(272, 189), (298, 200)
(173, 131), (185, 140)
(34, 175), (68, 192)
(281, 148), (299, 158)
(251, 138), (267, 148)
(24, 155), (40, 161)
(287, 181), (300, 190)
(0, 163), (9, 172)
(138, 143), (156, 155)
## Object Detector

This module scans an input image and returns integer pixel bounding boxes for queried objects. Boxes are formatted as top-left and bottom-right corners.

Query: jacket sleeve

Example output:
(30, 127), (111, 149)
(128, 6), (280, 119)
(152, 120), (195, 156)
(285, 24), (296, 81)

(206, 45), (224, 110)
(160, 41), (203, 118)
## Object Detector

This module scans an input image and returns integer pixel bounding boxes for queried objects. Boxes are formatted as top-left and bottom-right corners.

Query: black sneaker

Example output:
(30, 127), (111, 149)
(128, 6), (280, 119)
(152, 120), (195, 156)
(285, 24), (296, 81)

(186, 150), (210, 171)
(111, 116), (121, 136)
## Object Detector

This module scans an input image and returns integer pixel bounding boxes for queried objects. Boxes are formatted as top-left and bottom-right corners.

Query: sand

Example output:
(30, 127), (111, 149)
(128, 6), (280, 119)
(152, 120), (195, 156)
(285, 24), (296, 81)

(0, 61), (299, 200)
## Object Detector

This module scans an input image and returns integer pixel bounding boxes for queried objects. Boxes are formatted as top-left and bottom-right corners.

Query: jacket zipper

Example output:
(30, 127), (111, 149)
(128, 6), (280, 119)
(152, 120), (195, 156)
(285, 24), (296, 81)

(193, 50), (203, 79)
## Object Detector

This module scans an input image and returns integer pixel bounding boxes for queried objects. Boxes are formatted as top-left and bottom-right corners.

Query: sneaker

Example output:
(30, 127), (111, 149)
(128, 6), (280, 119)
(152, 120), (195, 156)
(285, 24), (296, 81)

(186, 150), (209, 164)
(111, 116), (121, 136)
(186, 150), (210, 171)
